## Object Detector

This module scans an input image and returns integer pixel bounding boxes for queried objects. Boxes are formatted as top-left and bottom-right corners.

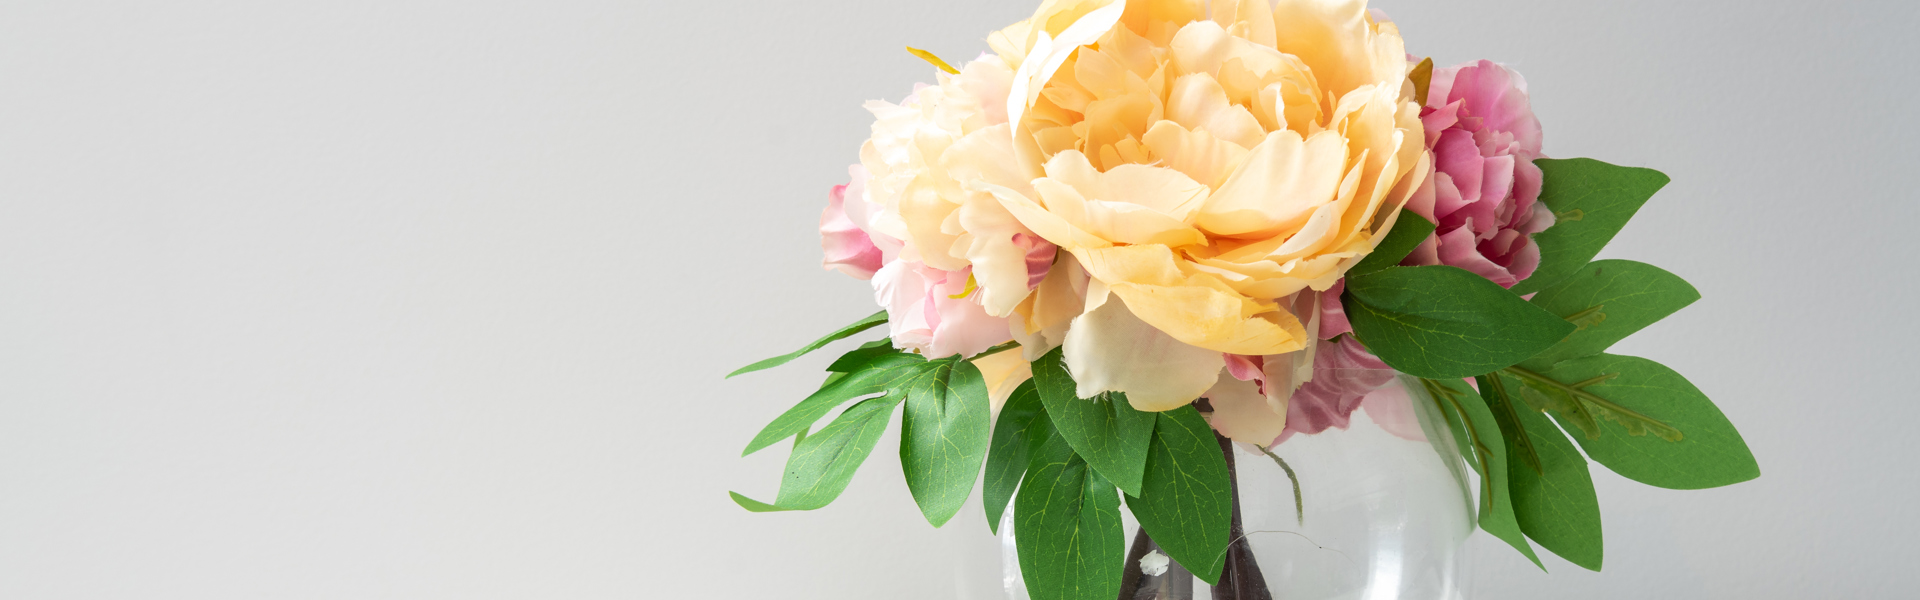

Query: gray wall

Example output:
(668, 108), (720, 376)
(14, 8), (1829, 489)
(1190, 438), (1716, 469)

(1, 0), (1912, 597)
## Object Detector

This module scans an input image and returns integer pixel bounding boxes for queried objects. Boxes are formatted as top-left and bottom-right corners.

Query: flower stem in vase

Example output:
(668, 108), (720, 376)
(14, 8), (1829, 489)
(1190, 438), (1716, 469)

(1116, 528), (1197, 599)
(1212, 432), (1274, 600)
(1113, 431), (1274, 600)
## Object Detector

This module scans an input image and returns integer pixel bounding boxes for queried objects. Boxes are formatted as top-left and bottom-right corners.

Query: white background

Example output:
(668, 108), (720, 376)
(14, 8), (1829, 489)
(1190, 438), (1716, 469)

(2, 0), (1915, 597)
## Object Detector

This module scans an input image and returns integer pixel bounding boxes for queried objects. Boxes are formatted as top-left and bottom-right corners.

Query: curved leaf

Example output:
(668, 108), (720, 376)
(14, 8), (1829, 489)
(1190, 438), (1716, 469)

(1512, 159), (1669, 295)
(1344, 266), (1575, 379)
(1542, 354), (1759, 489)
(1031, 348), (1156, 496)
(771, 395), (904, 511)
(1416, 377), (1542, 568)
(901, 359), (993, 527)
(984, 380), (1044, 534)
(1015, 430), (1125, 600)
(742, 347), (923, 456)
(1523, 260), (1700, 369)
(1482, 374), (1604, 571)
(1127, 406), (1232, 584)
(728, 310), (888, 378)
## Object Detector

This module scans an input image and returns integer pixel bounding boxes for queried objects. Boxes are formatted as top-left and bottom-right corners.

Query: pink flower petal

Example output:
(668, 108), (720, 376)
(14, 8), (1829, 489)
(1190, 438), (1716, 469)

(1506, 237), (1542, 282)
(1318, 279), (1353, 339)
(1421, 100), (1462, 146)
(1359, 384), (1426, 442)
(1225, 353), (1265, 383)
(1436, 226), (1516, 288)
(1016, 233), (1057, 290)
(1435, 130), (1485, 208)
(820, 183), (883, 280)
(1273, 338), (1396, 444)
(1430, 172), (1468, 221)
(1449, 61), (1542, 154)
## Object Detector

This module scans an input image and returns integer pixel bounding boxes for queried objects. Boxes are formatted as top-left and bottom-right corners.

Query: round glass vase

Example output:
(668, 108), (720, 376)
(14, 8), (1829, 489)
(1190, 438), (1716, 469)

(964, 374), (1477, 600)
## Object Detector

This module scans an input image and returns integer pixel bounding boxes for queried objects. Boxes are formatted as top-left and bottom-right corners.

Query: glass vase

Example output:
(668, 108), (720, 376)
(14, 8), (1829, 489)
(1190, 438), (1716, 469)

(964, 374), (1476, 600)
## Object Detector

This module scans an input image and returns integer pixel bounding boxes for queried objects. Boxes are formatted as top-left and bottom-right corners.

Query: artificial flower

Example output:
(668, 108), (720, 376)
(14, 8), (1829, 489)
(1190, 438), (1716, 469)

(820, 175), (884, 279)
(968, 0), (1429, 410)
(1403, 59), (1551, 288)
(857, 57), (1056, 319)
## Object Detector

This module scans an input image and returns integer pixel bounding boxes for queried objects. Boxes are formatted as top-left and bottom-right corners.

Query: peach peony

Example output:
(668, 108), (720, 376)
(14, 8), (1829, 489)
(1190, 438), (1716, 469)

(968, 0), (1430, 410)
(817, 0), (1431, 424)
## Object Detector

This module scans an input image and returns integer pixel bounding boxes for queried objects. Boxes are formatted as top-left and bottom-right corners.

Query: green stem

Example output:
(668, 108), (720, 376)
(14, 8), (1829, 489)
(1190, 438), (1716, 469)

(1256, 445), (1304, 526)
(969, 340), (1021, 361)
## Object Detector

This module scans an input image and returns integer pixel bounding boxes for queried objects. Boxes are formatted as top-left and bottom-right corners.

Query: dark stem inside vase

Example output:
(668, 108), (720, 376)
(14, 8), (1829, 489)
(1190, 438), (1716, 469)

(1116, 431), (1273, 600)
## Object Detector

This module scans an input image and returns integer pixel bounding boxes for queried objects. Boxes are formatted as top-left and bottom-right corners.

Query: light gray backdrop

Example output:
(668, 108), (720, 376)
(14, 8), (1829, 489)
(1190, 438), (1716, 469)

(1, 0), (1913, 597)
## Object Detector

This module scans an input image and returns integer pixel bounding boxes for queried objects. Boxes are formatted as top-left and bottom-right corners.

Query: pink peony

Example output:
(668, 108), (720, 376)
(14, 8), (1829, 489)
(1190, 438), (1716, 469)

(1403, 60), (1553, 288)
(1273, 337), (1400, 443)
(819, 172), (885, 280)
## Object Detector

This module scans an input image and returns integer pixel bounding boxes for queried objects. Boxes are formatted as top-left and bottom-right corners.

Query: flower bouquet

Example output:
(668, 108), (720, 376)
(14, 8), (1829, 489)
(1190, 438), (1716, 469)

(728, 0), (1759, 597)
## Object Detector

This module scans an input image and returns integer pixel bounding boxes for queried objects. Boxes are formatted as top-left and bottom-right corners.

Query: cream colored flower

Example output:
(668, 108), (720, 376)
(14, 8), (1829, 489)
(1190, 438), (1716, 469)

(856, 58), (1054, 320)
(966, 0), (1430, 410)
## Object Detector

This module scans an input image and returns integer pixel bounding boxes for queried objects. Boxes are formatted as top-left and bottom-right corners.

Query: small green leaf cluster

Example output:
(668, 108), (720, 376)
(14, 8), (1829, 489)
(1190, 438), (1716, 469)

(1345, 158), (1760, 571)
(730, 318), (1239, 600)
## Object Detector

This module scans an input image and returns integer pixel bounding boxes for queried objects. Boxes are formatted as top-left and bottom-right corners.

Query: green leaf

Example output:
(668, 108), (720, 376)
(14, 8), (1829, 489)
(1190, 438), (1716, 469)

(1504, 365), (1683, 443)
(826, 339), (912, 372)
(1031, 347), (1156, 496)
(1417, 378), (1542, 568)
(1349, 214), (1436, 278)
(900, 359), (993, 527)
(742, 346), (924, 456)
(1511, 159), (1670, 295)
(1343, 266), (1576, 379)
(771, 395), (904, 511)
(727, 491), (797, 513)
(728, 310), (888, 378)
(1522, 260), (1700, 370)
(984, 380), (1044, 534)
(1539, 355), (1759, 489)
(1015, 430), (1125, 600)
(1127, 406), (1232, 584)
(1481, 375), (1604, 571)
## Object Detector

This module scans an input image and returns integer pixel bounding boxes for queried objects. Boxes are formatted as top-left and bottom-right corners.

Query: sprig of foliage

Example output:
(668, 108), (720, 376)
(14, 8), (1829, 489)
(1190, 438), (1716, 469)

(1377, 159), (1757, 573)
(1478, 372), (1606, 571)
(727, 310), (887, 378)
(1415, 377), (1543, 568)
